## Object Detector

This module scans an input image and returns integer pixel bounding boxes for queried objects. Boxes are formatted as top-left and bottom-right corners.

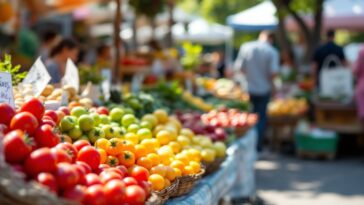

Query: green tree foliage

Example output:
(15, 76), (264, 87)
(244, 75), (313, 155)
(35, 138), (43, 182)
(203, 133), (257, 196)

(0, 54), (27, 85)
(129, 0), (166, 18)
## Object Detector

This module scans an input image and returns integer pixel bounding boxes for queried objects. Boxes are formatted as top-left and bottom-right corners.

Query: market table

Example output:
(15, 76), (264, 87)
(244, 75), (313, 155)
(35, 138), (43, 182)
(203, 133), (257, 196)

(166, 128), (257, 205)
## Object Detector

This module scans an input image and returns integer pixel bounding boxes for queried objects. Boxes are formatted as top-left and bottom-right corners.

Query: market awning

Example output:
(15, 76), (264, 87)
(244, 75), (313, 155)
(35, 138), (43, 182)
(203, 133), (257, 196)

(226, 1), (277, 31)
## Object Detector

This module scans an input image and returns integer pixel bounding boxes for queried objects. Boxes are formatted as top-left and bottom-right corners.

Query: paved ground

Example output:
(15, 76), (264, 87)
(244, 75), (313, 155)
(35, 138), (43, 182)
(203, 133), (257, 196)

(255, 153), (364, 205)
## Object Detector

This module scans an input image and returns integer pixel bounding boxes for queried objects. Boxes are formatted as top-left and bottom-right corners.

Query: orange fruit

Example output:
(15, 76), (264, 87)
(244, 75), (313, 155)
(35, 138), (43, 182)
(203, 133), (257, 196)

(164, 179), (171, 187)
(121, 140), (135, 153)
(118, 151), (136, 167)
(150, 165), (167, 177)
(134, 144), (148, 159)
(189, 161), (201, 173)
(95, 138), (110, 150)
(170, 160), (185, 172)
(147, 153), (160, 166)
(165, 166), (176, 181)
(97, 148), (107, 164)
(173, 168), (182, 178)
(175, 153), (189, 165)
(106, 155), (119, 167)
(136, 157), (153, 170)
(168, 141), (181, 154)
(182, 166), (194, 175)
(148, 174), (165, 191)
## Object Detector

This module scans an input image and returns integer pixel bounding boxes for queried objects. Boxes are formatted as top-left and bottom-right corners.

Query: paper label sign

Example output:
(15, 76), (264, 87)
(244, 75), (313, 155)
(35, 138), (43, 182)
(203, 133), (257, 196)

(62, 59), (80, 92)
(101, 69), (111, 101)
(0, 72), (15, 107)
(21, 57), (51, 96)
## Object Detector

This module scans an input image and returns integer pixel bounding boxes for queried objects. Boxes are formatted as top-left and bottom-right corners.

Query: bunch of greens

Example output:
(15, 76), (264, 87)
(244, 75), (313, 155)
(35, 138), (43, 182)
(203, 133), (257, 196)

(0, 54), (27, 85)
(180, 42), (202, 70)
(79, 65), (104, 85)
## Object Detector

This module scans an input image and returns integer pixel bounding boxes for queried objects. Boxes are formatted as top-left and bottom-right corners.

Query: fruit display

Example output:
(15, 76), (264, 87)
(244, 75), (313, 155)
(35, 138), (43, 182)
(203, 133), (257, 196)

(201, 108), (258, 129)
(182, 91), (214, 112)
(175, 110), (228, 142)
(197, 78), (249, 101)
(268, 98), (308, 117)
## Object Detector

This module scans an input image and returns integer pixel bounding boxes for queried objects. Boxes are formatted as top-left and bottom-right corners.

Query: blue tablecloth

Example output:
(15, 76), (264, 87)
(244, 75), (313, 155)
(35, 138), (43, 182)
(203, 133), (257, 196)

(166, 129), (257, 205)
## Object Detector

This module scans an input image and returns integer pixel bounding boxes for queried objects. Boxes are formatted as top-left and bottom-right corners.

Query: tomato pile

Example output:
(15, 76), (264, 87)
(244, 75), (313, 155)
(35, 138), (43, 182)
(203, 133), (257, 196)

(201, 108), (258, 128)
(0, 100), (149, 205)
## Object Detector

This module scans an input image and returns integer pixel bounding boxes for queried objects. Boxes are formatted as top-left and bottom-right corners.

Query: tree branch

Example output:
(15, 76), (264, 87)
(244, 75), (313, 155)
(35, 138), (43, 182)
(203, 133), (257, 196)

(312, 0), (324, 48)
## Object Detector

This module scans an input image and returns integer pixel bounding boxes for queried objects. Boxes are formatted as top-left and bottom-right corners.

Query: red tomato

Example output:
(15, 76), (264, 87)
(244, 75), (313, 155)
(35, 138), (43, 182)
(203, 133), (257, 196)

(129, 166), (149, 182)
(35, 124), (60, 148)
(123, 185), (146, 205)
(25, 148), (57, 176)
(54, 163), (79, 190)
(0, 103), (16, 125)
(123, 177), (138, 186)
(3, 130), (33, 163)
(0, 123), (9, 135)
(73, 164), (87, 184)
(10, 112), (39, 135)
(83, 173), (102, 186)
(104, 180), (126, 205)
(50, 148), (72, 163)
(76, 161), (92, 174)
(62, 185), (86, 203)
(94, 164), (110, 175)
(40, 118), (56, 127)
(84, 185), (107, 205)
(56, 142), (78, 163)
(138, 180), (151, 198)
(44, 110), (59, 124)
(115, 165), (129, 177)
(36, 172), (58, 193)
(42, 116), (54, 122)
(73, 140), (91, 151)
(19, 98), (45, 121)
(99, 171), (123, 184)
(96, 107), (109, 115)
(77, 146), (100, 171)
(106, 167), (125, 178)
(58, 106), (70, 115)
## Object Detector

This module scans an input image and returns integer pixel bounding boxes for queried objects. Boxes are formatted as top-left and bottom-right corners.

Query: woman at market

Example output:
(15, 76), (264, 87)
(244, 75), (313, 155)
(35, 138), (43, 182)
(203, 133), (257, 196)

(353, 46), (364, 122)
(46, 38), (80, 86)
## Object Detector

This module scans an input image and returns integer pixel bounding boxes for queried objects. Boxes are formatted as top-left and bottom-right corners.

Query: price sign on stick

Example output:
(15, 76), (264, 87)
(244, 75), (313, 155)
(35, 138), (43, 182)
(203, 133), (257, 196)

(0, 72), (15, 107)
(62, 59), (80, 92)
(101, 69), (111, 101)
(21, 57), (51, 97)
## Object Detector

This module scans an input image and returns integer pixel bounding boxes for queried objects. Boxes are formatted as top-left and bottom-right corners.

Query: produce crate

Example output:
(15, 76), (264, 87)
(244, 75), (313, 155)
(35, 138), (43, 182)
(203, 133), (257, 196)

(295, 132), (338, 160)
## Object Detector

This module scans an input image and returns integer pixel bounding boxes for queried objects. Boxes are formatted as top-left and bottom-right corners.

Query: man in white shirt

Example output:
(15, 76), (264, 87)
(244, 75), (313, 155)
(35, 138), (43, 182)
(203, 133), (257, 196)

(233, 30), (279, 152)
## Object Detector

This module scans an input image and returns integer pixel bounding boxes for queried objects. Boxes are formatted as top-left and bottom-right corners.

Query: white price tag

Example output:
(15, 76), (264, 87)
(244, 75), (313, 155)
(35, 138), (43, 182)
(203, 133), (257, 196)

(21, 57), (51, 96)
(101, 69), (111, 101)
(0, 72), (15, 107)
(62, 59), (80, 92)
(61, 91), (69, 106)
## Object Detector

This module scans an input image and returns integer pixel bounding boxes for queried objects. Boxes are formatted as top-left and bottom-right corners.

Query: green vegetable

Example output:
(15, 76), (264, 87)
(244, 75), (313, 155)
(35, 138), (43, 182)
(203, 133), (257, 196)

(0, 54), (27, 85)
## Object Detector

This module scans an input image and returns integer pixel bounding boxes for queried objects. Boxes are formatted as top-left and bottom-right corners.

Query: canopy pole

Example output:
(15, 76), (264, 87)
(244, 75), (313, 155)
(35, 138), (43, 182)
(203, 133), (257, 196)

(113, 0), (122, 84)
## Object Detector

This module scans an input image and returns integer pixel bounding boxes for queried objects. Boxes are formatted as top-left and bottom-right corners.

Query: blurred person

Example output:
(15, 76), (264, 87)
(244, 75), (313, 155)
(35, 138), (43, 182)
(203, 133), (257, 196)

(39, 30), (60, 61)
(216, 51), (226, 78)
(96, 44), (112, 69)
(353, 46), (364, 121)
(46, 38), (79, 85)
(312, 30), (347, 87)
(233, 30), (279, 152)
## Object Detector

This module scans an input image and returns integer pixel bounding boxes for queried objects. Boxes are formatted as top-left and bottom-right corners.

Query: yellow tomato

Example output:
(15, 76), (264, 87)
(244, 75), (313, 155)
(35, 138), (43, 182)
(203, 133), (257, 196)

(201, 149), (216, 162)
(97, 148), (107, 164)
(136, 157), (153, 170)
(150, 165), (167, 177)
(168, 141), (181, 154)
(124, 132), (139, 145)
(170, 160), (185, 172)
(173, 168), (182, 178)
(180, 128), (194, 140)
(177, 135), (191, 147)
(189, 161), (201, 173)
(134, 144), (148, 159)
(148, 174), (165, 191)
(165, 166), (176, 181)
(147, 153), (161, 166)
(141, 139), (157, 153)
(118, 151), (136, 167)
(95, 138), (110, 150)
(141, 114), (158, 128)
(175, 153), (189, 165)
(186, 149), (201, 162)
(164, 179), (171, 188)
(149, 138), (160, 149)
(164, 126), (177, 141)
(156, 130), (171, 145)
(153, 125), (165, 136)
(153, 109), (169, 124)
(182, 166), (195, 175)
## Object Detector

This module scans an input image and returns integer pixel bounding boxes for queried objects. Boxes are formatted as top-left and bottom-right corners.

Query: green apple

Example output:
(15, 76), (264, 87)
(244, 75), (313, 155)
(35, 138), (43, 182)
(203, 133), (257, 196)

(88, 127), (105, 143)
(111, 122), (120, 127)
(141, 114), (158, 128)
(109, 108), (125, 122)
(68, 125), (83, 140)
(140, 121), (152, 130)
(137, 128), (152, 141)
(102, 125), (115, 139)
(213, 142), (227, 157)
(90, 113), (101, 127)
(127, 124), (140, 133)
(78, 115), (95, 132)
(112, 127), (124, 138)
(60, 116), (77, 132)
(99, 114), (111, 125)
(121, 114), (137, 127)
(71, 107), (88, 118)
(79, 135), (90, 141)
(124, 108), (134, 115)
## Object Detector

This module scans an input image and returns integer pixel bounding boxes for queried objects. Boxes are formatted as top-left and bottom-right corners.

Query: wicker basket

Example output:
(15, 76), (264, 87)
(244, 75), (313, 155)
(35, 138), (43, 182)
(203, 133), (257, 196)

(152, 180), (178, 205)
(234, 126), (250, 138)
(170, 168), (205, 198)
(202, 156), (226, 176)
(146, 193), (164, 205)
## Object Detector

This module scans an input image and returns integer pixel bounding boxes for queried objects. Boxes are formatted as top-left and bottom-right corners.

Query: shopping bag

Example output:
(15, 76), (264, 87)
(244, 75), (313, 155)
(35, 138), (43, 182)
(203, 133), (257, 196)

(319, 55), (353, 98)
